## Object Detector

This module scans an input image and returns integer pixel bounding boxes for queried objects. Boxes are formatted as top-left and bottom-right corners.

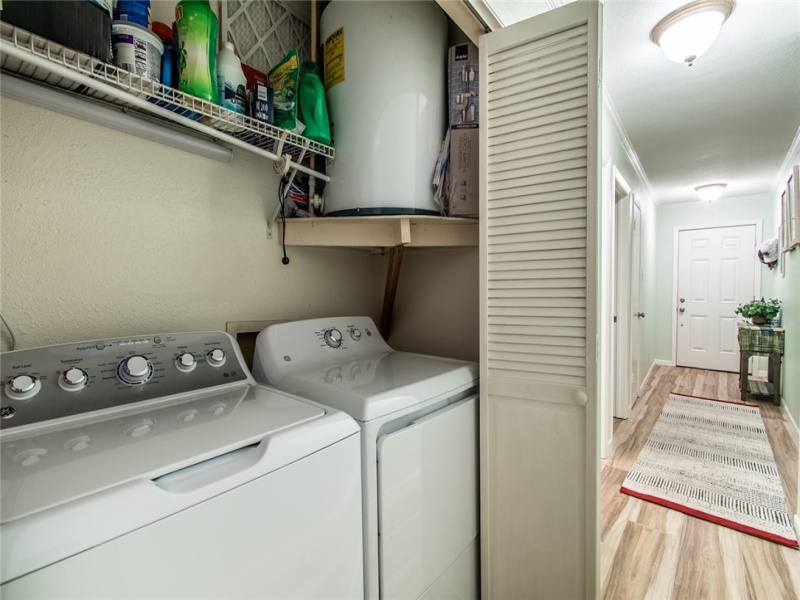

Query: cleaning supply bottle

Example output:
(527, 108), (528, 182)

(217, 41), (246, 114)
(298, 61), (331, 145)
(152, 21), (176, 88)
(175, 0), (218, 104)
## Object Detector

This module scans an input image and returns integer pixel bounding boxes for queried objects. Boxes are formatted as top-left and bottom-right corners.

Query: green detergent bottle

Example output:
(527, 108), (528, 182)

(176, 0), (218, 104)
(298, 61), (331, 145)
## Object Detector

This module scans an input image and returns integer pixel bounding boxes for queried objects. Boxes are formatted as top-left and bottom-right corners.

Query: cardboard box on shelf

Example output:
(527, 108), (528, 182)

(448, 127), (478, 218)
(448, 42), (479, 129)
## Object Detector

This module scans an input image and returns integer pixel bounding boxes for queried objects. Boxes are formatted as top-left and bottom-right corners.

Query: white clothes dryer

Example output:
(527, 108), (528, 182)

(0, 332), (363, 599)
(253, 317), (479, 600)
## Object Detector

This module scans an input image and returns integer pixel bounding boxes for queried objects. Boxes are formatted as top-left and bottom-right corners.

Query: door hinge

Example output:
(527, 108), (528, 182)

(613, 316), (617, 323)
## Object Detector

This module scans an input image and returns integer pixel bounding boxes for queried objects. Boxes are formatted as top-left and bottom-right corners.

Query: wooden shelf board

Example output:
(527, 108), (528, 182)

(279, 216), (478, 248)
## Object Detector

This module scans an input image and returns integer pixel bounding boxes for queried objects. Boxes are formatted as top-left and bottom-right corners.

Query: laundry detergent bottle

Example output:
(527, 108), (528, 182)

(217, 41), (246, 114)
(298, 61), (331, 145)
(176, 0), (218, 104)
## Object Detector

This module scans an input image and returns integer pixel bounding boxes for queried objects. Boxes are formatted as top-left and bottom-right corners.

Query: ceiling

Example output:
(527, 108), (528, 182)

(484, 0), (800, 206)
(293, 1), (799, 206)
(602, 0), (800, 205)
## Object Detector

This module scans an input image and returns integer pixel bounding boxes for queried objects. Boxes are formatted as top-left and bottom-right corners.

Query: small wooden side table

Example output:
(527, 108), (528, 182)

(737, 323), (784, 405)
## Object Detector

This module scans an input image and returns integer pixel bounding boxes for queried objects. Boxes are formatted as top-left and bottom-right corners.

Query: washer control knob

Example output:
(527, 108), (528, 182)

(324, 328), (343, 348)
(350, 328), (362, 341)
(59, 367), (88, 392)
(6, 375), (41, 400)
(207, 349), (226, 367)
(119, 355), (152, 384)
(175, 352), (197, 373)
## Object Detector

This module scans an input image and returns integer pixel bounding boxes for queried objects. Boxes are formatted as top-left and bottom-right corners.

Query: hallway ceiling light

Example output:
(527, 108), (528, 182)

(650, 0), (735, 66)
(695, 183), (727, 202)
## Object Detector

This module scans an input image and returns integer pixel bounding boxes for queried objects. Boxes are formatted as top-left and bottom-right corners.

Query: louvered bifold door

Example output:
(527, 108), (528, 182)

(479, 2), (601, 599)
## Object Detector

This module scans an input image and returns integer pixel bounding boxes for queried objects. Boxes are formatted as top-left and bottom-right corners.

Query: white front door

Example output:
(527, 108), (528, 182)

(676, 225), (757, 372)
(480, 2), (601, 598)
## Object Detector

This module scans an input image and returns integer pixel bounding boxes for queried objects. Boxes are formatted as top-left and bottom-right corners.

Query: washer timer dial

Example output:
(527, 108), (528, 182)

(118, 355), (153, 385)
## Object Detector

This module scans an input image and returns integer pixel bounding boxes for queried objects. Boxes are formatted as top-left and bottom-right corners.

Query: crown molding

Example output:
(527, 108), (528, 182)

(601, 86), (660, 206)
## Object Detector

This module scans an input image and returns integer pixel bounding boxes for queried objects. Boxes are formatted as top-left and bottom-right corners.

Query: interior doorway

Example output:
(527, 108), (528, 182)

(629, 202), (644, 403)
(613, 174), (637, 420)
(673, 224), (760, 372)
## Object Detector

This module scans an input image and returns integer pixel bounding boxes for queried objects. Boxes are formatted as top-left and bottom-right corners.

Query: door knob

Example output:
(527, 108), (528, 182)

(679, 298), (685, 303)
(679, 308), (685, 313)
(636, 312), (645, 318)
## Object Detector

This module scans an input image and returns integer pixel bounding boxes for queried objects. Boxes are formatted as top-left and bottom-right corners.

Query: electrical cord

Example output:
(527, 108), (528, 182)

(278, 176), (290, 265)
(1, 313), (16, 351)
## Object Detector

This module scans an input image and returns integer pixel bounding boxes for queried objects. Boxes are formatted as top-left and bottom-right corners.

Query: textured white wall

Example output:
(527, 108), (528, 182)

(0, 98), (385, 350)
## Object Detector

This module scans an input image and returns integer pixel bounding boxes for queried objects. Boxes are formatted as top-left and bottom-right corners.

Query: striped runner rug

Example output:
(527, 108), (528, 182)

(621, 392), (799, 548)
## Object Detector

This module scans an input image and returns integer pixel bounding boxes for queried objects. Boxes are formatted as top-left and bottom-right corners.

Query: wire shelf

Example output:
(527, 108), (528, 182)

(0, 21), (333, 175)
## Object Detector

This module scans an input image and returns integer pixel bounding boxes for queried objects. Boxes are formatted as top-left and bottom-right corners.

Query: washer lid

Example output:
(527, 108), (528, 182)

(274, 351), (479, 421)
(0, 384), (343, 524)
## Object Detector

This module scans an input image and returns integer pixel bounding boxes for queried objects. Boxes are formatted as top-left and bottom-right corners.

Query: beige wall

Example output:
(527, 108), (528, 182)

(389, 248), (479, 362)
(0, 98), (385, 349)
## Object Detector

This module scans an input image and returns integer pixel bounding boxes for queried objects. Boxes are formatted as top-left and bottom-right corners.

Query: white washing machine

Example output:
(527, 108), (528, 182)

(0, 332), (363, 599)
(252, 317), (479, 600)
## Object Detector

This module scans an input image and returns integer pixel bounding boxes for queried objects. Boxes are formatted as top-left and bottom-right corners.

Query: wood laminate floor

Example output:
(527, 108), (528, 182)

(601, 365), (800, 599)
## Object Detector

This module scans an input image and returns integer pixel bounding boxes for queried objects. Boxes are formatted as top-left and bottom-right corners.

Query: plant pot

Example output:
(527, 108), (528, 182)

(751, 316), (768, 325)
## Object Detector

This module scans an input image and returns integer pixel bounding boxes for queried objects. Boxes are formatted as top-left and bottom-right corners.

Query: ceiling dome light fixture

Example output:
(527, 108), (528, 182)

(695, 183), (727, 202)
(651, 0), (735, 66)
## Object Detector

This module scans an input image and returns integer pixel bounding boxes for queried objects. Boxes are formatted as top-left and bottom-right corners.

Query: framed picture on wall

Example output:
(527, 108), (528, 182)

(781, 164), (799, 251)
(789, 165), (799, 248)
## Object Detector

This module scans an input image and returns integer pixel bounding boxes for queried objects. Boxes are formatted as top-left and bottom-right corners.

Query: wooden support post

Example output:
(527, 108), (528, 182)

(380, 245), (405, 341)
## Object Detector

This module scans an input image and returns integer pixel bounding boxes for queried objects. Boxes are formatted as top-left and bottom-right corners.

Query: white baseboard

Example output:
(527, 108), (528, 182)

(602, 435), (615, 460)
(795, 515), (800, 546)
(639, 359), (672, 395)
(782, 403), (800, 438)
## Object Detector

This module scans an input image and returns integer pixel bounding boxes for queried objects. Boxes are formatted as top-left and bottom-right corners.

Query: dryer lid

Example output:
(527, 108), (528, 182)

(274, 351), (479, 421)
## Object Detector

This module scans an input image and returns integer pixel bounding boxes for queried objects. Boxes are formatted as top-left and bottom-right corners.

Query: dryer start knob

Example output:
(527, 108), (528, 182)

(324, 328), (343, 348)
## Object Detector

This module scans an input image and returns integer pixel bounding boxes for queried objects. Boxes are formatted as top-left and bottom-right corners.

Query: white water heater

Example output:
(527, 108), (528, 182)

(320, 0), (446, 216)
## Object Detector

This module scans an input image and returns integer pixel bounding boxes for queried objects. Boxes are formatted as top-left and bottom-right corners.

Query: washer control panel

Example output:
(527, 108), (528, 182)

(0, 332), (247, 430)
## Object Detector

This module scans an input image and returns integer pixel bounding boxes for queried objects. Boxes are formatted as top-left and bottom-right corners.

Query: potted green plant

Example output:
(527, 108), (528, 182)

(734, 298), (781, 325)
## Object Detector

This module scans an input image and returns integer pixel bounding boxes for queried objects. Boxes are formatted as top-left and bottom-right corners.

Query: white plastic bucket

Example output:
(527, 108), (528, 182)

(112, 21), (163, 83)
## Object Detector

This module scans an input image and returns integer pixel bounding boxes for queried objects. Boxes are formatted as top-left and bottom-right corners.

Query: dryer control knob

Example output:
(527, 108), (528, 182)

(207, 349), (226, 367)
(119, 355), (153, 384)
(175, 353), (197, 372)
(350, 328), (362, 341)
(59, 367), (88, 392)
(6, 375), (41, 400)
(324, 328), (343, 348)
